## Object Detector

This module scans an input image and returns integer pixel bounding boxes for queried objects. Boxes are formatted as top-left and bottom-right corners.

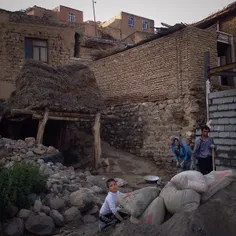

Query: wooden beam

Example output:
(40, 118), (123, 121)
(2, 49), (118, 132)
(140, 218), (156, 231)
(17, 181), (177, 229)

(36, 108), (49, 144)
(211, 71), (236, 77)
(32, 114), (90, 121)
(92, 113), (101, 169)
(209, 62), (236, 75)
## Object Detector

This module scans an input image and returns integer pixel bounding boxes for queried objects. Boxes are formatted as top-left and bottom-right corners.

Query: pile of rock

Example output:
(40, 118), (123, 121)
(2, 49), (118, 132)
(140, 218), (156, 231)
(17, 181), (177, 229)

(0, 137), (60, 168)
(0, 136), (111, 236)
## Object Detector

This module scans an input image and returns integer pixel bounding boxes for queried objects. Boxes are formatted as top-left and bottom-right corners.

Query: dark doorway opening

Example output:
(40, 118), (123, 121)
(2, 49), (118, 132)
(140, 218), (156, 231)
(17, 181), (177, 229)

(74, 32), (80, 57)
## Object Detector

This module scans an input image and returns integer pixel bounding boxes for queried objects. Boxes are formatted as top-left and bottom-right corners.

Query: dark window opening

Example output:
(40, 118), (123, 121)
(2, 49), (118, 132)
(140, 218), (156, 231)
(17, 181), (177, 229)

(25, 38), (48, 63)
(74, 32), (80, 57)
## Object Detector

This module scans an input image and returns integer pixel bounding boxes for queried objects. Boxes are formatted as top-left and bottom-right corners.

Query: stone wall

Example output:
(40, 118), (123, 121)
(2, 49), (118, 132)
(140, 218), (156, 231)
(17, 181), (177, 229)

(209, 89), (236, 170)
(0, 9), (83, 99)
(89, 26), (218, 164)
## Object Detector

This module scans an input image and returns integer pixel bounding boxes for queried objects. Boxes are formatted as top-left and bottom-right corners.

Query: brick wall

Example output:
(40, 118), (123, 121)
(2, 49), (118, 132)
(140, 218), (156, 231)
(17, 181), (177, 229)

(0, 10), (83, 99)
(220, 15), (236, 56)
(209, 89), (236, 170)
(89, 26), (218, 164)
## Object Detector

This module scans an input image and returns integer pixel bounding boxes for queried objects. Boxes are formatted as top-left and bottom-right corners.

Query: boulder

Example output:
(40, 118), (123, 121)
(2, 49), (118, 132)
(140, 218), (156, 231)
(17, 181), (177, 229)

(4, 218), (24, 236)
(34, 200), (42, 213)
(70, 188), (96, 212)
(47, 146), (58, 155)
(91, 185), (103, 194)
(25, 137), (36, 144)
(86, 176), (107, 192)
(50, 210), (64, 227)
(49, 197), (65, 210)
(81, 215), (97, 223)
(64, 207), (81, 223)
(25, 215), (55, 236)
(26, 151), (34, 157)
(18, 209), (34, 220)
(42, 205), (51, 215)
(34, 148), (46, 155)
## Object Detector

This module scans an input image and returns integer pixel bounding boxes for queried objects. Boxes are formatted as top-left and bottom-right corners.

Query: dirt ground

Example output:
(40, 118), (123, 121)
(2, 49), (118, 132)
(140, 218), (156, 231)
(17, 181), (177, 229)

(100, 142), (174, 187)
(59, 142), (174, 236)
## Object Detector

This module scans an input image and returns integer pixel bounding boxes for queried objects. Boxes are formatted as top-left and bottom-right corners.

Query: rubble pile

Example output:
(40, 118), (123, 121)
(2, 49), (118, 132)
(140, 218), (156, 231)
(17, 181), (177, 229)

(0, 136), (111, 236)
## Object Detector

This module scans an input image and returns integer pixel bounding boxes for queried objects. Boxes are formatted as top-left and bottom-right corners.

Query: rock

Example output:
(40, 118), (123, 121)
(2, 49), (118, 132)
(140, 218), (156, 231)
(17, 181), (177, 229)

(86, 176), (107, 192)
(81, 215), (97, 223)
(27, 142), (35, 148)
(70, 188), (96, 212)
(43, 167), (54, 176)
(84, 171), (92, 176)
(39, 212), (47, 216)
(25, 215), (55, 236)
(115, 178), (128, 187)
(49, 197), (65, 210)
(85, 205), (99, 215)
(18, 209), (34, 220)
(47, 146), (58, 155)
(66, 184), (80, 192)
(42, 205), (51, 215)
(25, 137), (36, 144)
(9, 206), (19, 217)
(91, 185), (103, 193)
(4, 218), (24, 236)
(5, 161), (15, 169)
(50, 210), (64, 227)
(34, 200), (42, 213)
(63, 207), (81, 223)
(34, 148), (46, 155)
(14, 140), (27, 150)
(26, 151), (34, 157)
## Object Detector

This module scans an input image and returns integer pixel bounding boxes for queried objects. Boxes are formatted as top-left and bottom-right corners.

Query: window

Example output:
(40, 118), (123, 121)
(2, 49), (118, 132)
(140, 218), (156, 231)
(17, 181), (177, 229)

(128, 16), (134, 28)
(25, 38), (48, 63)
(68, 12), (76, 22)
(142, 20), (148, 30)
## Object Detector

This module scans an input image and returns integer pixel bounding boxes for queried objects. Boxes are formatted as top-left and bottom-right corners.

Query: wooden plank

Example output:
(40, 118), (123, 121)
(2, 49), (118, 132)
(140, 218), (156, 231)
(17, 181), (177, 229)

(92, 113), (101, 169)
(211, 71), (236, 77)
(33, 114), (90, 121)
(36, 108), (49, 144)
(11, 109), (119, 120)
(209, 62), (236, 75)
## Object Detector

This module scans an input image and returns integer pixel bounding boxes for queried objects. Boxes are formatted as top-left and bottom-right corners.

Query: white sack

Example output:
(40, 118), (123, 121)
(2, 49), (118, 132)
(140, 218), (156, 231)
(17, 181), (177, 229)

(130, 196), (165, 225)
(118, 187), (160, 218)
(201, 170), (236, 203)
(171, 170), (208, 193)
(160, 182), (200, 214)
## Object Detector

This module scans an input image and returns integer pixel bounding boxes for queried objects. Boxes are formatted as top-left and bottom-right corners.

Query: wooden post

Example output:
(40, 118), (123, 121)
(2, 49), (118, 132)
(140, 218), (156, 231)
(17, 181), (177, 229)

(92, 113), (101, 169)
(36, 108), (49, 144)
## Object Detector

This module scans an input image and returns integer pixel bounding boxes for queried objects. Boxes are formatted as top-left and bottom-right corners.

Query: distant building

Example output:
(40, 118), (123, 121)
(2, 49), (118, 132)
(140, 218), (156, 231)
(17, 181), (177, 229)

(25, 5), (83, 24)
(0, 9), (83, 99)
(100, 11), (155, 43)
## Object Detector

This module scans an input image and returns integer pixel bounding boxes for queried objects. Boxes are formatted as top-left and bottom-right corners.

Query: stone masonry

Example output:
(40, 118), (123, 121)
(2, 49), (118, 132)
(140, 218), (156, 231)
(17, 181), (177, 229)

(0, 9), (83, 99)
(209, 89), (236, 170)
(90, 26), (218, 165)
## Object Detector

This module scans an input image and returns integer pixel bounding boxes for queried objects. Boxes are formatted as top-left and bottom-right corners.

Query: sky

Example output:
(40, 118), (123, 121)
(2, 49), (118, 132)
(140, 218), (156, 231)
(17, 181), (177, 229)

(0, 0), (234, 26)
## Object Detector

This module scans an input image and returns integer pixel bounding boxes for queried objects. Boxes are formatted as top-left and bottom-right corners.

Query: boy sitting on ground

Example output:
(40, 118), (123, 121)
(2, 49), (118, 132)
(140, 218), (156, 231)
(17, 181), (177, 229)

(99, 178), (127, 231)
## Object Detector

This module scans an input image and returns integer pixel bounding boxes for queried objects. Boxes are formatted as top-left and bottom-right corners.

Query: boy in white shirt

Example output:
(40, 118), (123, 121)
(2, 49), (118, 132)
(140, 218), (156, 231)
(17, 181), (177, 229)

(99, 178), (127, 231)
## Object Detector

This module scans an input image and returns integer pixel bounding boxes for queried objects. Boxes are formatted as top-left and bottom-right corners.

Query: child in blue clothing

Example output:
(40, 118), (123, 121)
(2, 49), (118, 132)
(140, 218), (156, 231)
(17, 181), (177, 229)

(171, 136), (192, 172)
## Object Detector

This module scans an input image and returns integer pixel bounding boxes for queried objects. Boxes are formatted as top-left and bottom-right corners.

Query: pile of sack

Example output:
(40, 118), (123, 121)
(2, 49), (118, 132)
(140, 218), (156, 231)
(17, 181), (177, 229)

(118, 170), (236, 226)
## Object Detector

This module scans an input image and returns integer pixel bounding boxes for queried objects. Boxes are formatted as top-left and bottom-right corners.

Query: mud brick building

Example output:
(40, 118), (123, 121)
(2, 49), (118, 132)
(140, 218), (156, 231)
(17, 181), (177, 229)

(0, 9), (83, 99)
(89, 3), (236, 168)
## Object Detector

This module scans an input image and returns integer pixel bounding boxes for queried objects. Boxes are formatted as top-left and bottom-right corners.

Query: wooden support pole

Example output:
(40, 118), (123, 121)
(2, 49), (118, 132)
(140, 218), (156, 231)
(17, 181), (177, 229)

(36, 108), (49, 144)
(92, 113), (101, 169)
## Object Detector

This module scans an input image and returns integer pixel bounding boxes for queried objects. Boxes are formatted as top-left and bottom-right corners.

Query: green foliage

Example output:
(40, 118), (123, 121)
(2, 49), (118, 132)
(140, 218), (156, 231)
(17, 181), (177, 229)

(0, 163), (47, 220)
